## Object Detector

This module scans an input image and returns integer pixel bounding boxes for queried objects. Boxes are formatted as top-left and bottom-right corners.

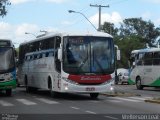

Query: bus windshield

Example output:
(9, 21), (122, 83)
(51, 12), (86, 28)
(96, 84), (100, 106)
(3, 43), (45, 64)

(63, 36), (115, 75)
(0, 47), (15, 73)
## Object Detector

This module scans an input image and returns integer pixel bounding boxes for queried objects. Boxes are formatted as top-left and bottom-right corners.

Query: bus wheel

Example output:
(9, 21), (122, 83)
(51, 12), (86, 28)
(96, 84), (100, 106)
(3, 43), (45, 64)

(25, 76), (31, 93)
(136, 77), (143, 90)
(90, 93), (99, 99)
(49, 81), (58, 98)
(6, 89), (12, 96)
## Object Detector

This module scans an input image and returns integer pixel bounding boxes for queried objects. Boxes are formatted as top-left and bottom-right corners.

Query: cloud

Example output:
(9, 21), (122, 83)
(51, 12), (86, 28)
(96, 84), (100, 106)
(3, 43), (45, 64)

(61, 21), (73, 25)
(142, 12), (151, 19)
(46, 0), (70, 4)
(0, 22), (14, 40)
(10, 0), (32, 5)
(155, 18), (160, 26)
(10, 0), (71, 5)
(15, 23), (39, 37)
(0, 22), (40, 46)
(0, 22), (12, 32)
(145, 0), (160, 4)
(89, 12), (123, 27)
(0, 22), (59, 47)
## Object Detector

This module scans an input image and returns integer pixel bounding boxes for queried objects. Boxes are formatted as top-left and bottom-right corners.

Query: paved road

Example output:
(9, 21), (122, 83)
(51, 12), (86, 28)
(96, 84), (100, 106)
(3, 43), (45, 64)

(0, 86), (160, 120)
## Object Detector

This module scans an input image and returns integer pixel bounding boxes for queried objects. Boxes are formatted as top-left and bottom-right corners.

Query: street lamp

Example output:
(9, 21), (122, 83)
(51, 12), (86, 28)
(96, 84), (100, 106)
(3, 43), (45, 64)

(40, 30), (48, 34)
(68, 10), (97, 31)
(25, 32), (36, 37)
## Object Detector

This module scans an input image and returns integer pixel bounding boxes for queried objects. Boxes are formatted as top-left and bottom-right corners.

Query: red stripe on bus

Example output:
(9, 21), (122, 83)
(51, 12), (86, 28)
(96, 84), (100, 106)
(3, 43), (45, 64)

(68, 74), (112, 84)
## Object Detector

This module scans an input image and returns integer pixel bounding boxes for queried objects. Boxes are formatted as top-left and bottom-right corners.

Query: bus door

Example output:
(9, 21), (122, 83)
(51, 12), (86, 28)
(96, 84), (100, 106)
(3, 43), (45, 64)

(54, 36), (61, 90)
(135, 52), (145, 84)
(142, 52), (153, 85)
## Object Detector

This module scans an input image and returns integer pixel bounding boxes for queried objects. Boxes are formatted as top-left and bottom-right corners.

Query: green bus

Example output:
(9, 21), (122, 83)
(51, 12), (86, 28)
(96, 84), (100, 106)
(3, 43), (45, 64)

(129, 48), (160, 89)
(0, 39), (16, 96)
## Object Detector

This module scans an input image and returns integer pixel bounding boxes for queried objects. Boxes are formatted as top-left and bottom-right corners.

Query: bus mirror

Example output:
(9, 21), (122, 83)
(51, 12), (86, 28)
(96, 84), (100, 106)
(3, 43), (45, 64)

(117, 50), (120, 60)
(58, 48), (62, 61)
(133, 62), (135, 66)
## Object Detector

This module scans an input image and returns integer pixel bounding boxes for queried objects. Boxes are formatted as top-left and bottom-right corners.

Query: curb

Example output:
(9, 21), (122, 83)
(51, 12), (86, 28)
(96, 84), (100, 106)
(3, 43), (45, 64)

(144, 99), (160, 104)
(102, 92), (141, 97)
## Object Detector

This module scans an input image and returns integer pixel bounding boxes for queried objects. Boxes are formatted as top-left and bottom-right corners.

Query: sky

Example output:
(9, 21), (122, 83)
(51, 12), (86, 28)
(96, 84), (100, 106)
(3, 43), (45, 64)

(0, 0), (160, 47)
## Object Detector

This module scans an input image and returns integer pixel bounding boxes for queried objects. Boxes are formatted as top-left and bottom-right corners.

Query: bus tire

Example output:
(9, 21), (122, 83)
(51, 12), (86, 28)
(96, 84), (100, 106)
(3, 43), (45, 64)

(25, 76), (31, 93)
(136, 77), (143, 90)
(48, 78), (58, 98)
(90, 93), (99, 99)
(6, 89), (12, 96)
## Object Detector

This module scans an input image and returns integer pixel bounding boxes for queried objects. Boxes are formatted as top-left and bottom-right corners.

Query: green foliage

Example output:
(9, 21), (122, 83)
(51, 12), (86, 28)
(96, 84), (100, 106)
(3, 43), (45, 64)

(115, 35), (145, 68)
(101, 22), (118, 36)
(119, 18), (160, 47)
(101, 18), (160, 68)
(15, 47), (19, 57)
(0, 0), (11, 17)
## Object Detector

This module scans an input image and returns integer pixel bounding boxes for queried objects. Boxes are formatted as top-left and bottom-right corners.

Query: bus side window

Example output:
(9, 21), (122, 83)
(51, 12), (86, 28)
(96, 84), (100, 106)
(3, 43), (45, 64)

(26, 55), (30, 61)
(39, 53), (42, 58)
(25, 56), (27, 61)
(46, 52), (49, 57)
(153, 52), (160, 65)
(144, 52), (153, 65)
(55, 36), (61, 49)
(136, 53), (144, 66)
(48, 52), (54, 57)
(34, 54), (38, 59)
(42, 53), (46, 58)
(55, 36), (61, 72)
(30, 55), (33, 60)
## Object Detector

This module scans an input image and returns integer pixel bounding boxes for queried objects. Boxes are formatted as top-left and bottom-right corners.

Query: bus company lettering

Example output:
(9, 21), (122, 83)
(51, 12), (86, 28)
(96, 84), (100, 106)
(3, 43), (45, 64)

(34, 64), (47, 68)
(81, 76), (101, 80)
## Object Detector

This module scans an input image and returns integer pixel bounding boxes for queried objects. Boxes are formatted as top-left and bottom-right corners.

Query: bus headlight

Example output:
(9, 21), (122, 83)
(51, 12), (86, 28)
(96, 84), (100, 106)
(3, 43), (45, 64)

(4, 73), (13, 81)
(65, 87), (69, 90)
(110, 86), (114, 91)
(62, 77), (79, 85)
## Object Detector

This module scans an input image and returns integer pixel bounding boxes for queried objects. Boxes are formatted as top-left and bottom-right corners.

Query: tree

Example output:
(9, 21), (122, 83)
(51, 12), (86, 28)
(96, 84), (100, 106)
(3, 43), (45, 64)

(101, 22), (118, 36)
(0, 0), (10, 17)
(101, 18), (160, 68)
(119, 18), (160, 47)
(115, 35), (145, 68)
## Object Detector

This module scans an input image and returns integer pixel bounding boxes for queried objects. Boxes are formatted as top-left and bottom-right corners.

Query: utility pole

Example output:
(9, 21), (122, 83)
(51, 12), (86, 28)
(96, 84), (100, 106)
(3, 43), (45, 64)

(90, 4), (109, 31)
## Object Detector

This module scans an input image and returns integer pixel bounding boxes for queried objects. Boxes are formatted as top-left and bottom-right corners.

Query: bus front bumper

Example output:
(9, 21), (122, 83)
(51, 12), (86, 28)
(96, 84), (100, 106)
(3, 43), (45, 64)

(60, 81), (115, 93)
(0, 80), (16, 90)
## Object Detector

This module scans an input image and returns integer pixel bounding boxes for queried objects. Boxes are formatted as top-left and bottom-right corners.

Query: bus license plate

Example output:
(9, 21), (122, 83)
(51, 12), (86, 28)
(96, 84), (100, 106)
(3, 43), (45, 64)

(86, 87), (95, 91)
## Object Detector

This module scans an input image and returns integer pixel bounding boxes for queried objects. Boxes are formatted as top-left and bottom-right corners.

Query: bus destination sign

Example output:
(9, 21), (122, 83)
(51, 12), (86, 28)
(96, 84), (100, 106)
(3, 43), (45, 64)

(0, 41), (11, 47)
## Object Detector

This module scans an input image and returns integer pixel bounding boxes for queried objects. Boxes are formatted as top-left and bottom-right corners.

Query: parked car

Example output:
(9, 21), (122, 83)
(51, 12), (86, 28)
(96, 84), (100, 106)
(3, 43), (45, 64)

(117, 68), (129, 85)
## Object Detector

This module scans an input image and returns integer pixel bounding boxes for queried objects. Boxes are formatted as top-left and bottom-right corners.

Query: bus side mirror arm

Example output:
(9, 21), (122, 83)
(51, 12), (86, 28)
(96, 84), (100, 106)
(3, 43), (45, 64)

(114, 45), (120, 60)
(116, 49), (120, 60)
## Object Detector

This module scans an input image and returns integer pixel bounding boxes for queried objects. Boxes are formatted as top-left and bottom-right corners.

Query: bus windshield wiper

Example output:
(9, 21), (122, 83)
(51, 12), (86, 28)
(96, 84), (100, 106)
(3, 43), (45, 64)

(94, 58), (105, 74)
(77, 56), (88, 73)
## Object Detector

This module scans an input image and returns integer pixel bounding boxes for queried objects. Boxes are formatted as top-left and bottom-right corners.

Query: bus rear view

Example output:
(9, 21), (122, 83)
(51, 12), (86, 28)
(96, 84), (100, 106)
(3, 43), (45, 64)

(0, 40), (16, 96)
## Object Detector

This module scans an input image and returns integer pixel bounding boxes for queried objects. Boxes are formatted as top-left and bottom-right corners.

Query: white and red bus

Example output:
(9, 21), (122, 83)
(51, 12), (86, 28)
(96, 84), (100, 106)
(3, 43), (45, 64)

(18, 32), (117, 98)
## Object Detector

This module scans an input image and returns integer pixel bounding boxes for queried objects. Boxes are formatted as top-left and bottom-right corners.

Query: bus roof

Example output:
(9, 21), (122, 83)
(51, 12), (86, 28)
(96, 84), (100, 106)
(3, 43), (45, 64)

(131, 48), (160, 54)
(20, 31), (113, 46)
